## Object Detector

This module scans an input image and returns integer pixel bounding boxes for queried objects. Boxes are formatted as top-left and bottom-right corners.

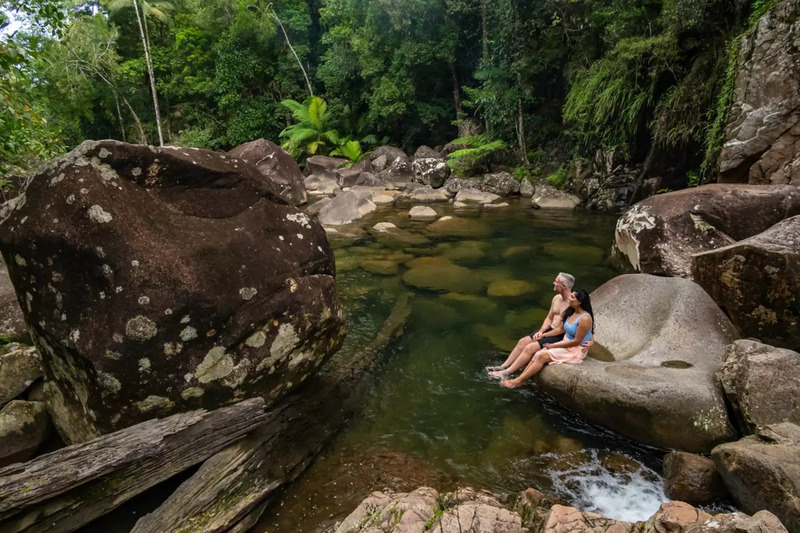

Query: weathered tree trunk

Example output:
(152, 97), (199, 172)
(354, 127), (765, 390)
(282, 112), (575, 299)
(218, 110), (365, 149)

(132, 0), (164, 146)
(121, 94), (147, 144)
(0, 398), (268, 533)
(515, 73), (529, 166)
(481, 0), (488, 62)
(132, 293), (413, 532)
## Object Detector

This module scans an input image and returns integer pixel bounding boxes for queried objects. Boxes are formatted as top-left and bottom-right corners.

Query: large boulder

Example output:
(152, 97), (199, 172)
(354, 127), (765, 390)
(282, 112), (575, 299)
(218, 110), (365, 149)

(532, 184), (581, 209)
(304, 175), (341, 196)
(455, 188), (500, 205)
(377, 157), (415, 185)
(317, 190), (377, 225)
(0, 257), (28, 343)
(536, 274), (739, 452)
(412, 158), (450, 188)
(718, 340), (800, 433)
(614, 184), (800, 277)
(413, 145), (442, 160)
(370, 145), (409, 165)
(0, 141), (345, 444)
(336, 159), (374, 188)
(712, 423), (800, 533)
(443, 177), (482, 195)
(719, 0), (800, 185)
(480, 172), (520, 197)
(226, 139), (307, 206)
(692, 216), (800, 348)
(0, 400), (51, 466)
(304, 155), (347, 180)
(663, 451), (728, 505)
(0, 345), (42, 406)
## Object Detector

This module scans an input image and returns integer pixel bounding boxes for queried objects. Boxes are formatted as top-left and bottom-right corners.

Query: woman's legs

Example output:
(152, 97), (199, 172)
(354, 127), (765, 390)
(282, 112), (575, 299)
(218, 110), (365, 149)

(500, 350), (553, 388)
(486, 336), (534, 371)
(489, 340), (541, 377)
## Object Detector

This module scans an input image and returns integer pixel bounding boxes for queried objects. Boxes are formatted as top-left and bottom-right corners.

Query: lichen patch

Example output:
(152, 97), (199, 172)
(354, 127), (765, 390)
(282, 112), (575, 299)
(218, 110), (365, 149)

(88, 205), (113, 223)
(135, 395), (174, 413)
(180, 326), (198, 341)
(126, 316), (158, 342)
(195, 346), (234, 384)
(240, 287), (258, 300)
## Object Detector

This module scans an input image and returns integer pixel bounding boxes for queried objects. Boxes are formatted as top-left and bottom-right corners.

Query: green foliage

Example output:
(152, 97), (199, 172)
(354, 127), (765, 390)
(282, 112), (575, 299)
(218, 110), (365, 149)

(446, 134), (507, 175)
(330, 139), (365, 164)
(749, 0), (778, 25)
(280, 96), (340, 158)
(546, 166), (568, 189)
(701, 38), (741, 179)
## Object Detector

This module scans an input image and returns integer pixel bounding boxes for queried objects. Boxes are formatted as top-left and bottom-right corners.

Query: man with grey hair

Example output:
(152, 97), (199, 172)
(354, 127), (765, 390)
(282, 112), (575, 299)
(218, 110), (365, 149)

(487, 272), (575, 377)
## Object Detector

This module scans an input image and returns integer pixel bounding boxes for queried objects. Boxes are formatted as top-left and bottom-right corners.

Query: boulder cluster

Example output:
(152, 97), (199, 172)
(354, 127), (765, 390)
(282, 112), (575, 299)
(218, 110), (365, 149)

(301, 145), (581, 226)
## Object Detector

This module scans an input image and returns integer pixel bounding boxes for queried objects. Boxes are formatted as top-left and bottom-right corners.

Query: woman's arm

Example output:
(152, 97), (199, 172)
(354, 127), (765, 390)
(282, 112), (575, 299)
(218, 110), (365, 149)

(545, 316), (592, 349)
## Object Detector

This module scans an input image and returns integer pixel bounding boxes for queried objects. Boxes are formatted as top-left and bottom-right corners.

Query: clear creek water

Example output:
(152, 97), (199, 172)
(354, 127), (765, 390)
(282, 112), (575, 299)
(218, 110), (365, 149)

(254, 200), (669, 532)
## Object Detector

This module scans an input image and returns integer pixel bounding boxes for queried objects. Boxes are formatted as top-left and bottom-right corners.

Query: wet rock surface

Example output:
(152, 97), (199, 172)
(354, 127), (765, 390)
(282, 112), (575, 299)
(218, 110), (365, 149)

(720, 0), (800, 185)
(692, 215), (800, 348)
(537, 274), (739, 452)
(532, 184), (581, 209)
(227, 138), (307, 205)
(663, 451), (728, 505)
(718, 339), (800, 433)
(336, 487), (788, 533)
(614, 184), (800, 277)
(0, 140), (345, 443)
(712, 423), (800, 533)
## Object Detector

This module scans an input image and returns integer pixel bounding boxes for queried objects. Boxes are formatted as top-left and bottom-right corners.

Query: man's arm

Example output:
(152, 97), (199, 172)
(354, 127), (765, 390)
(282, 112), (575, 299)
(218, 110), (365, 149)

(533, 295), (558, 339)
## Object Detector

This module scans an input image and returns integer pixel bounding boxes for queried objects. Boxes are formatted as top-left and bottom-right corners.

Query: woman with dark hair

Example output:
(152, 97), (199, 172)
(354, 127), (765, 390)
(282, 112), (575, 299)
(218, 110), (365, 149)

(500, 289), (594, 389)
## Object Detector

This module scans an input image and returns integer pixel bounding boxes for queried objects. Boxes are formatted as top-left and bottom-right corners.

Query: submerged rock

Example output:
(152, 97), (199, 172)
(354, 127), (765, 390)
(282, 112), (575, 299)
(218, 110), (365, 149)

(614, 184), (800, 277)
(402, 263), (485, 294)
(692, 215), (800, 348)
(0, 141), (345, 443)
(227, 138), (307, 205)
(537, 274), (739, 452)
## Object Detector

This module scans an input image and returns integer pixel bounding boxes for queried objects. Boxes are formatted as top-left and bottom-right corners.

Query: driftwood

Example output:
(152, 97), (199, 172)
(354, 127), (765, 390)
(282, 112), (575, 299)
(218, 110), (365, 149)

(0, 397), (269, 533)
(132, 292), (413, 532)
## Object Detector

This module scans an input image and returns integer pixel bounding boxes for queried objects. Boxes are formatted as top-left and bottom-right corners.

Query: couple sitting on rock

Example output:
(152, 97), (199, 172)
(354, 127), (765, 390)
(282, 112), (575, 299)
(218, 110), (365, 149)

(487, 272), (594, 388)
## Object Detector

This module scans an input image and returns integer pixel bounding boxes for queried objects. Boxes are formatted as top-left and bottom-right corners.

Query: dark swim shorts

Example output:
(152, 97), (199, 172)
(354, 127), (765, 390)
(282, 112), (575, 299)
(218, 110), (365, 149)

(529, 326), (564, 346)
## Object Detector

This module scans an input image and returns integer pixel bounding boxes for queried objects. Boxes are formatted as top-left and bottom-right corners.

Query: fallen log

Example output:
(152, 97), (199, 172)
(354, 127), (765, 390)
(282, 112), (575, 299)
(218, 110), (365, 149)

(0, 397), (269, 533)
(132, 293), (413, 532)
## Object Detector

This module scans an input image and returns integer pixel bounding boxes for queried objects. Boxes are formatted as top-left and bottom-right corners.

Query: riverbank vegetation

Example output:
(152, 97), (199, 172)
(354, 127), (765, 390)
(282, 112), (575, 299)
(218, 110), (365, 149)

(0, 0), (775, 182)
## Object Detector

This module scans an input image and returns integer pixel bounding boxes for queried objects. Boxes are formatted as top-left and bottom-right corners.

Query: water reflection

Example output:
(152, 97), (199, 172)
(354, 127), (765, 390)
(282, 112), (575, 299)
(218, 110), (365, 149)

(256, 201), (666, 532)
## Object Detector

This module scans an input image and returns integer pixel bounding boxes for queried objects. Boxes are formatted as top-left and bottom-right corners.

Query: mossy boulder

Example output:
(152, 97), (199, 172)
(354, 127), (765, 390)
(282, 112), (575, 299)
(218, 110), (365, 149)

(402, 263), (485, 294)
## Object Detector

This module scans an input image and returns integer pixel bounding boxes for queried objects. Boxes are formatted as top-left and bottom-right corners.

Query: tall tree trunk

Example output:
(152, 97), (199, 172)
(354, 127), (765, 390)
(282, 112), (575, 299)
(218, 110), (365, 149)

(122, 95), (147, 144)
(515, 75), (529, 165)
(270, 6), (313, 97)
(132, 0), (164, 146)
(448, 60), (464, 136)
(480, 0), (488, 62)
(114, 95), (126, 142)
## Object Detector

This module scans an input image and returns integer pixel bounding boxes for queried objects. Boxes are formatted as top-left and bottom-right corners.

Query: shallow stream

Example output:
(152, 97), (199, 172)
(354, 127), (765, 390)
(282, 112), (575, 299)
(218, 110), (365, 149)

(254, 200), (669, 532)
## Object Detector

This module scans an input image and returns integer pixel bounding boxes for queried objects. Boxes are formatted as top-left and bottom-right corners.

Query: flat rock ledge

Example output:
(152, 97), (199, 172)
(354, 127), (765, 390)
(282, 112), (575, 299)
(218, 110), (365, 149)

(335, 486), (788, 533)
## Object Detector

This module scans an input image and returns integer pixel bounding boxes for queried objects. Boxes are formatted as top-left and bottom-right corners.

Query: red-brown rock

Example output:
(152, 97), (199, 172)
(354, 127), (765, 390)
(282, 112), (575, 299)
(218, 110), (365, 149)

(663, 451), (728, 505)
(0, 141), (345, 444)
(227, 138), (307, 205)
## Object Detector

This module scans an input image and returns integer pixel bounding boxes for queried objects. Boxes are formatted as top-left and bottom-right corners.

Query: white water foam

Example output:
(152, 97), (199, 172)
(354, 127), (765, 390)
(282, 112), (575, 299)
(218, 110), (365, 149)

(547, 449), (669, 523)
